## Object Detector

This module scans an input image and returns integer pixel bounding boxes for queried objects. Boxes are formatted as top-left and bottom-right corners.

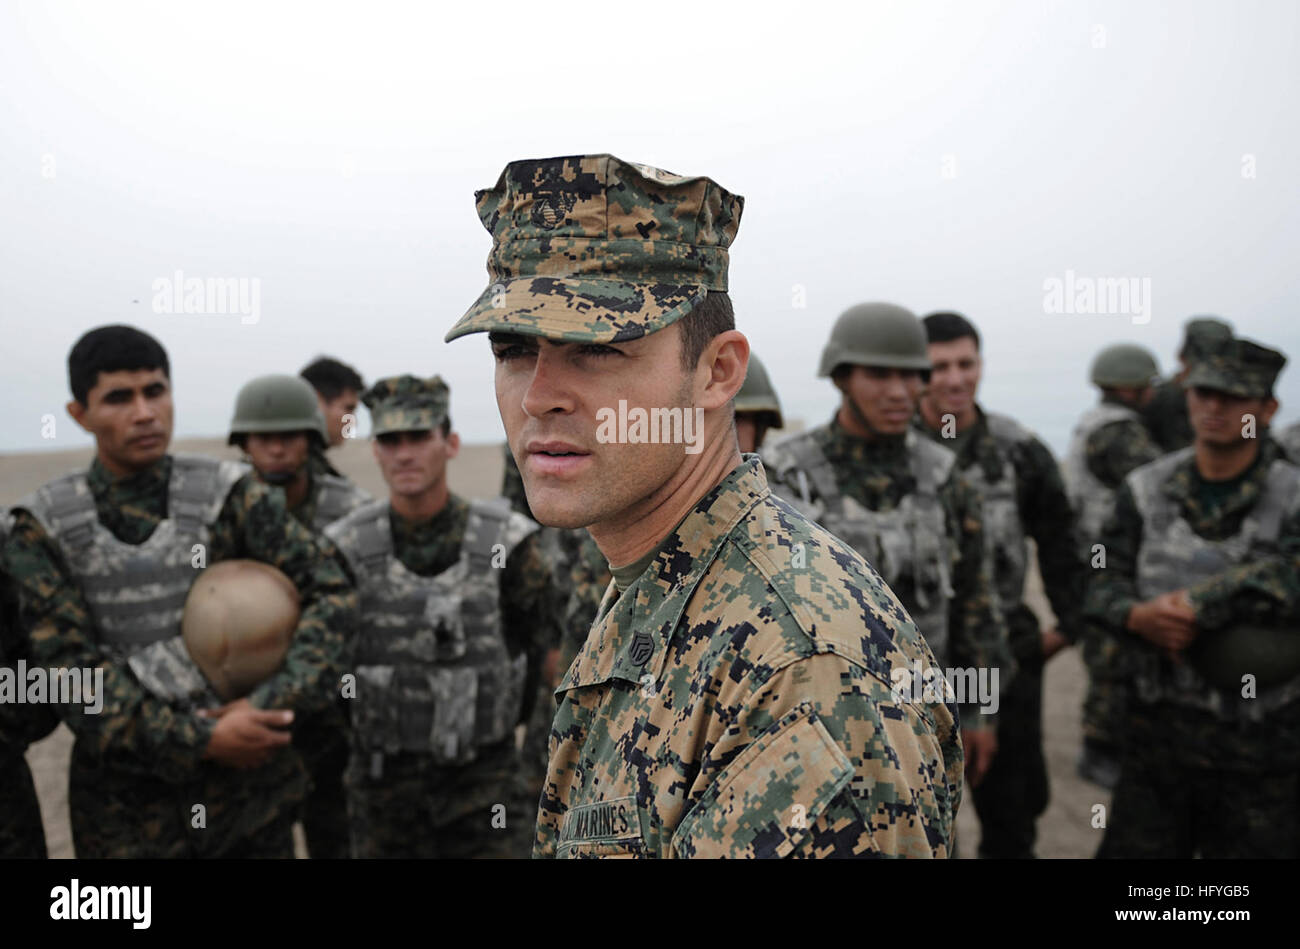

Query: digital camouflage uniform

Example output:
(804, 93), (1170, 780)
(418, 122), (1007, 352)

(230, 372), (372, 859)
(1064, 393), (1163, 774)
(1083, 340), (1300, 858)
(3, 454), (357, 858)
(764, 417), (1013, 732)
(445, 155), (964, 858)
(1, 515), (58, 858)
(1274, 420), (1300, 463)
(326, 376), (562, 859)
(916, 407), (1085, 858)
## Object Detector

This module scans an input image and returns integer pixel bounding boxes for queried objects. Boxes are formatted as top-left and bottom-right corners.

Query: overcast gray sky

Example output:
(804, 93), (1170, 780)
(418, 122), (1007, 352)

(2, 0), (1296, 458)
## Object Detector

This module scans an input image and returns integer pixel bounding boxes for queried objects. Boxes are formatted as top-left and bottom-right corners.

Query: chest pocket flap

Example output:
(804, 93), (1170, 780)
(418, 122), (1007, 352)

(670, 702), (853, 859)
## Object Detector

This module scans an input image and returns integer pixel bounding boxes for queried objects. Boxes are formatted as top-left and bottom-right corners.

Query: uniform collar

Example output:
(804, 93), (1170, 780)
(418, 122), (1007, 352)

(560, 455), (770, 691)
(87, 454), (171, 497)
(1161, 439), (1275, 514)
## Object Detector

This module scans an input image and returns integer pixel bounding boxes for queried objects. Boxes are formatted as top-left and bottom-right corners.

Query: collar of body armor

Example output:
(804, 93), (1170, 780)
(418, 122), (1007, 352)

(825, 413), (910, 462)
(1160, 437), (1276, 511)
(88, 454), (170, 497)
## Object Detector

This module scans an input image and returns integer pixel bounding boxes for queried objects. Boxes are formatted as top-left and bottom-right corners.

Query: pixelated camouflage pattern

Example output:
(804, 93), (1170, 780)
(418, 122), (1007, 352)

(535, 457), (963, 859)
(1064, 400), (1162, 541)
(327, 493), (560, 857)
(1276, 420), (1300, 463)
(446, 154), (744, 344)
(15, 454), (247, 654)
(765, 428), (957, 660)
(1065, 399), (1163, 753)
(1084, 437), (1300, 771)
(3, 455), (357, 858)
(764, 417), (1012, 727)
(1, 516), (57, 859)
(1184, 336), (1287, 399)
(1123, 446), (1300, 720)
(301, 457), (372, 533)
(915, 407), (1084, 857)
(286, 450), (369, 858)
(328, 497), (536, 760)
(361, 374), (450, 436)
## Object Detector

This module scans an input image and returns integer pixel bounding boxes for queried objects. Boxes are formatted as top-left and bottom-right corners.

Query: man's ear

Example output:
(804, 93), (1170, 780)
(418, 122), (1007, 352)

(446, 431), (461, 459)
(1259, 397), (1279, 428)
(698, 330), (749, 411)
(66, 399), (92, 434)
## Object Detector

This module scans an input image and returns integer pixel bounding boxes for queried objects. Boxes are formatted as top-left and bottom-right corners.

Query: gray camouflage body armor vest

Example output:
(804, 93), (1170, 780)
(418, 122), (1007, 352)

(1130, 448), (1300, 721)
(310, 473), (370, 532)
(326, 497), (538, 765)
(15, 454), (247, 655)
(965, 412), (1031, 613)
(1065, 402), (1140, 543)
(772, 428), (957, 663)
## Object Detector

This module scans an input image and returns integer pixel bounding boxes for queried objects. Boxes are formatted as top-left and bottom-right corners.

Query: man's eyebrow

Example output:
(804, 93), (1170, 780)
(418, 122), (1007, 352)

(488, 332), (567, 348)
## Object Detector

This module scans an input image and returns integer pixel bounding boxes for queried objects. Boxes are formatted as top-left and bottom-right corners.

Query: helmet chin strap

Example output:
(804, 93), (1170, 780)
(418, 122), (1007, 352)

(845, 391), (907, 444)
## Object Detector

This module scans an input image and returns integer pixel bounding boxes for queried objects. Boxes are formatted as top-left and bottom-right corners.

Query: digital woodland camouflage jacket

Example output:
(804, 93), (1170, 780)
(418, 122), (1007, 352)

(535, 457), (963, 859)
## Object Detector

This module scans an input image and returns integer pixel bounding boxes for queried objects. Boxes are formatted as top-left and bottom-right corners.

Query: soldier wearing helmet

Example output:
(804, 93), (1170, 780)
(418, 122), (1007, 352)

(914, 310), (1086, 858)
(325, 375), (562, 858)
(1064, 341), (1164, 790)
(226, 373), (372, 859)
(734, 353), (784, 453)
(229, 374), (372, 533)
(1, 324), (357, 858)
(1084, 334), (1300, 857)
(764, 302), (1013, 794)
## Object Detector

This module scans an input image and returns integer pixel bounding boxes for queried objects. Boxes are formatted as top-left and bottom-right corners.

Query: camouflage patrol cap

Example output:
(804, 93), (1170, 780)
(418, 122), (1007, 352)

(1180, 316), (1234, 362)
(362, 375), (450, 436)
(444, 154), (744, 345)
(1185, 336), (1286, 398)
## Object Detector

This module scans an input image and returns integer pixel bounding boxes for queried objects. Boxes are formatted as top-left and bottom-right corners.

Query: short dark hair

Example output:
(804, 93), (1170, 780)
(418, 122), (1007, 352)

(922, 311), (981, 351)
(300, 356), (364, 401)
(678, 291), (735, 370)
(68, 325), (170, 405)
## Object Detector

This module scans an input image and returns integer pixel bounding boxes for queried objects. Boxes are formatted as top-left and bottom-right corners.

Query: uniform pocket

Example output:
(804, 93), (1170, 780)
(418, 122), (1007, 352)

(669, 702), (853, 858)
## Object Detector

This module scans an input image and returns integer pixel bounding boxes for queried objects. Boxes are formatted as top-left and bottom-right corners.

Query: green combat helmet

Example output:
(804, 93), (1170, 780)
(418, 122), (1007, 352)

(734, 354), (783, 429)
(1188, 622), (1300, 692)
(228, 374), (329, 447)
(817, 303), (931, 378)
(1089, 343), (1159, 388)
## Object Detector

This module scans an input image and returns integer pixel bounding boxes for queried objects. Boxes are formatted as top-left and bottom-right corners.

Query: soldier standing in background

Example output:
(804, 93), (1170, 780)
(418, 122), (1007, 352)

(1143, 317), (1234, 452)
(1084, 336), (1300, 857)
(1, 519), (59, 859)
(734, 353), (784, 454)
(1064, 342), (1163, 789)
(2, 325), (357, 858)
(228, 373), (372, 859)
(448, 154), (964, 858)
(764, 302), (1011, 791)
(301, 356), (366, 456)
(326, 375), (561, 858)
(915, 311), (1084, 858)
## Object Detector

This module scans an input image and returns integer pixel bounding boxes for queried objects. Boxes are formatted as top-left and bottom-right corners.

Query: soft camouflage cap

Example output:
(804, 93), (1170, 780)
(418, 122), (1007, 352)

(1185, 336), (1286, 398)
(1181, 316), (1234, 363)
(444, 154), (744, 344)
(363, 375), (450, 435)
